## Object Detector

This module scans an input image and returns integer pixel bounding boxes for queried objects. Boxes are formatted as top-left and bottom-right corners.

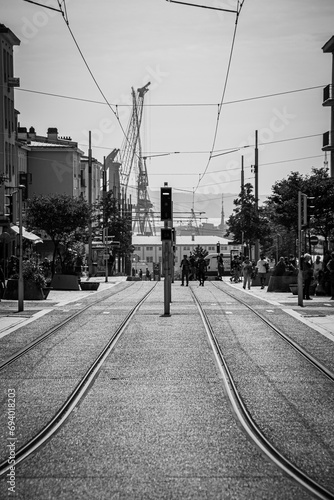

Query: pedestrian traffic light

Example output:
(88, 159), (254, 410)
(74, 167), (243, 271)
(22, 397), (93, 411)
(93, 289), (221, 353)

(160, 187), (172, 221)
(216, 242), (220, 254)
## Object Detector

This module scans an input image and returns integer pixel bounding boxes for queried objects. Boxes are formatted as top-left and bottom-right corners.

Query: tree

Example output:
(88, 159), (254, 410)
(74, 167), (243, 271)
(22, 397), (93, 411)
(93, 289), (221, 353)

(94, 192), (133, 269)
(191, 245), (208, 260)
(225, 183), (270, 249)
(25, 194), (92, 275)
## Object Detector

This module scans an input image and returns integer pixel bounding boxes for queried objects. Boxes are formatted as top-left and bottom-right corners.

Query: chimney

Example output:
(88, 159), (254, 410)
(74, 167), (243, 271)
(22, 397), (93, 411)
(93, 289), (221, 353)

(28, 126), (36, 140)
(17, 127), (28, 140)
(47, 127), (58, 141)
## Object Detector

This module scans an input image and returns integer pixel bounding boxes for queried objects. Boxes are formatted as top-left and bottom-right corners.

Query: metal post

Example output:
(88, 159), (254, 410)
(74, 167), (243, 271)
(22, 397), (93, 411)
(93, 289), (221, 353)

(297, 190), (304, 307)
(254, 130), (259, 262)
(18, 186), (24, 312)
(88, 131), (93, 276)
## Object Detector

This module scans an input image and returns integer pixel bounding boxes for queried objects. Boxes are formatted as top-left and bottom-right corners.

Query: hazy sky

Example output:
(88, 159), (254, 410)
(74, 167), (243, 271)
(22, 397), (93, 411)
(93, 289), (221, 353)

(2, 0), (334, 214)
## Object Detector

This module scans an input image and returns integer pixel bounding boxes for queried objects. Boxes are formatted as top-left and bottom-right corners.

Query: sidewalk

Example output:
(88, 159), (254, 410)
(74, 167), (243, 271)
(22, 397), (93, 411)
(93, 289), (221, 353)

(0, 276), (127, 339)
(225, 278), (334, 342)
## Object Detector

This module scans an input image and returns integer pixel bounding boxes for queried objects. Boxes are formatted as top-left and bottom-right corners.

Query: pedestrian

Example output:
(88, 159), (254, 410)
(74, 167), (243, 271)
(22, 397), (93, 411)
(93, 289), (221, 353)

(197, 255), (207, 286)
(189, 253), (196, 281)
(231, 255), (241, 283)
(139, 268), (143, 280)
(273, 256), (286, 276)
(302, 253), (313, 300)
(313, 255), (322, 283)
(0, 264), (5, 301)
(180, 255), (190, 286)
(256, 253), (269, 289)
(217, 254), (224, 280)
(145, 268), (151, 281)
(242, 257), (253, 290)
(326, 252), (334, 300)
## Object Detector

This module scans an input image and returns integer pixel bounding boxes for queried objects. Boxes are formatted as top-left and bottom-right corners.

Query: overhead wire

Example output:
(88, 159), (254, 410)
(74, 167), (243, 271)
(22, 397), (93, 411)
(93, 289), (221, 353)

(194, 0), (246, 193)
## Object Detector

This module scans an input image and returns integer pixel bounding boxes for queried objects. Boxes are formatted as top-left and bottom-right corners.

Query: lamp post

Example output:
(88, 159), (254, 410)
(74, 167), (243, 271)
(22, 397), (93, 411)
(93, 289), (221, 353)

(18, 185), (24, 312)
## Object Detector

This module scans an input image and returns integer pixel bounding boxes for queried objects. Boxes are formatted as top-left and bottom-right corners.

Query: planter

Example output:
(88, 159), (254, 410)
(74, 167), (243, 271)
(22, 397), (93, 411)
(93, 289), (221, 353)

(79, 281), (100, 291)
(289, 284), (298, 295)
(51, 274), (80, 291)
(42, 287), (53, 299)
(3, 279), (44, 300)
(267, 275), (297, 292)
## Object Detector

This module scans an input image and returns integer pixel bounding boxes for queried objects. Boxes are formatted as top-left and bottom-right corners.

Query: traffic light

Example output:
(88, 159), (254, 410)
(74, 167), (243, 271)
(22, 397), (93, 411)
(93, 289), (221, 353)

(4, 194), (13, 222)
(216, 242), (221, 254)
(302, 196), (315, 229)
(160, 187), (172, 221)
(161, 228), (172, 240)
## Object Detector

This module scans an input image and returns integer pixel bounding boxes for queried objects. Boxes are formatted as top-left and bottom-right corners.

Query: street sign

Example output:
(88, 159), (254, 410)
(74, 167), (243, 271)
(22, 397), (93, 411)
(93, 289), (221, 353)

(110, 241), (120, 247)
(310, 235), (319, 246)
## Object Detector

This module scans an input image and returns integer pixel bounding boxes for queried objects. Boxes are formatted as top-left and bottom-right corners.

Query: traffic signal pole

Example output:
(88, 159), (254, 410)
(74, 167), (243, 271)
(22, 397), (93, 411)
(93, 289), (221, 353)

(161, 184), (173, 316)
(297, 190), (304, 307)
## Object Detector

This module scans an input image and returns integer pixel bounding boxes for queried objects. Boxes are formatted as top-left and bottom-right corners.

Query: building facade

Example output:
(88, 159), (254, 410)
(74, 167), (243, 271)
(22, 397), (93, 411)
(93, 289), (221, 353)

(132, 234), (242, 273)
(0, 24), (20, 229)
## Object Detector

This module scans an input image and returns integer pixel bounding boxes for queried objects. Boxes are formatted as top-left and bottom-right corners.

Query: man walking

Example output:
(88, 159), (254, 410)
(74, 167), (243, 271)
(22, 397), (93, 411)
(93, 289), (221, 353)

(180, 255), (190, 286)
(242, 257), (253, 290)
(197, 255), (207, 286)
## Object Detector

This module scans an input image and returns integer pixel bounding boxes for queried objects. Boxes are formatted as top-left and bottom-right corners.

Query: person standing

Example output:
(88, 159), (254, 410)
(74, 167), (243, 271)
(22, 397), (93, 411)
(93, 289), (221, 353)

(217, 254), (224, 280)
(326, 252), (334, 300)
(302, 253), (313, 300)
(313, 255), (322, 283)
(180, 255), (190, 286)
(256, 254), (269, 289)
(242, 257), (253, 290)
(197, 255), (207, 286)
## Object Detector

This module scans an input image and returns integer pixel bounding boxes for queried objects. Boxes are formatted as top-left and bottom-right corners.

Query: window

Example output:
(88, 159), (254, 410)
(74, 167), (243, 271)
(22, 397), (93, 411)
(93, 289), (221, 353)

(208, 246), (215, 251)
(183, 246), (190, 250)
(146, 256), (153, 263)
(146, 246), (153, 251)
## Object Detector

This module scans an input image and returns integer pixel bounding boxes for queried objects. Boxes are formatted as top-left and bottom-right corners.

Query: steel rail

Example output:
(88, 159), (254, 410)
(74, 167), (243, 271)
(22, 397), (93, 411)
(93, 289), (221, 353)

(190, 285), (334, 500)
(0, 282), (157, 475)
(0, 281), (135, 372)
(212, 281), (334, 383)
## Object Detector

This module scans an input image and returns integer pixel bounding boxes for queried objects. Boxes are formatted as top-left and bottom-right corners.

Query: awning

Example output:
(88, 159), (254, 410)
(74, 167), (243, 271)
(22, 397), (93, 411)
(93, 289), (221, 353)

(10, 225), (43, 244)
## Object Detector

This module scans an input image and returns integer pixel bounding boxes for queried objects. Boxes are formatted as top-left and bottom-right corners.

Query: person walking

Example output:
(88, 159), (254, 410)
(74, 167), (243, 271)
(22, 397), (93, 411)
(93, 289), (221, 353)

(326, 252), (334, 300)
(242, 257), (253, 290)
(197, 255), (207, 286)
(180, 255), (190, 286)
(256, 254), (269, 289)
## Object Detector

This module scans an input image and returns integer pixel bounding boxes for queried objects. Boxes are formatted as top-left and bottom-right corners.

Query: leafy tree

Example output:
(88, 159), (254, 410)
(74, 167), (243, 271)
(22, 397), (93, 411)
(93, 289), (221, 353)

(25, 194), (92, 275)
(265, 167), (334, 254)
(225, 183), (270, 248)
(94, 192), (133, 257)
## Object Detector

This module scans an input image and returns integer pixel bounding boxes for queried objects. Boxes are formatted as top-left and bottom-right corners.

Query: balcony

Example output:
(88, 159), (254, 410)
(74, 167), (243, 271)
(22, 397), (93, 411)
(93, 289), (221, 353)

(322, 131), (334, 151)
(323, 84), (334, 106)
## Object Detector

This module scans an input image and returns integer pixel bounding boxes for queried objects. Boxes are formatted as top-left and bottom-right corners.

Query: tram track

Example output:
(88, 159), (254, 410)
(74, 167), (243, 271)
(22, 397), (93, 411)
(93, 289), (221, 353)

(190, 283), (334, 500)
(212, 281), (334, 383)
(0, 281), (136, 372)
(0, 282), (157, 475)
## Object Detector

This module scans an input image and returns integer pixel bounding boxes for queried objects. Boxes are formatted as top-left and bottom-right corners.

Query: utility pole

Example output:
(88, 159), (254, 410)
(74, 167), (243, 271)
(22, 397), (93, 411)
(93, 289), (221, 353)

(88, 131), (93, 277)
(297, 190), (304, 307)
(254, 130), (259, 262)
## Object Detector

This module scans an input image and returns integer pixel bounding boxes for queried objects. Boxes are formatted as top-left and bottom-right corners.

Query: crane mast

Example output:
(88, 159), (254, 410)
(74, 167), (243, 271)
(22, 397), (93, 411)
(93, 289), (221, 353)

(119, 82), (155, 235)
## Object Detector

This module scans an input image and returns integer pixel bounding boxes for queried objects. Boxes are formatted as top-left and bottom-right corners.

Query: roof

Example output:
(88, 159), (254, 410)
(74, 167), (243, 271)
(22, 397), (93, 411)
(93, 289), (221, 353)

(132, 234), (235, 246)
(322, 35), (334, 53)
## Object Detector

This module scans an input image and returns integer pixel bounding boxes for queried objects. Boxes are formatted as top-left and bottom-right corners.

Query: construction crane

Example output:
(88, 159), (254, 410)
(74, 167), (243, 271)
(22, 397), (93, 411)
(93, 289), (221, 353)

(119, 82), (155, 236)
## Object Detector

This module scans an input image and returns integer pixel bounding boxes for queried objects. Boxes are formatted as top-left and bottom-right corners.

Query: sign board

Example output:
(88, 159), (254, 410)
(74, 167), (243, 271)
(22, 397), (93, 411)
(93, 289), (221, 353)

(161, 228), (172, 241)
(110, 241), (120, 247)
(310, 235), (319, 246)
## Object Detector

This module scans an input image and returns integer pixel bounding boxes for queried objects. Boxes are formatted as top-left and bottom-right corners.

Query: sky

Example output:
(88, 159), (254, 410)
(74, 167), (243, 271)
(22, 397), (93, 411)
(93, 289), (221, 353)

(1, 0), (334, 219)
